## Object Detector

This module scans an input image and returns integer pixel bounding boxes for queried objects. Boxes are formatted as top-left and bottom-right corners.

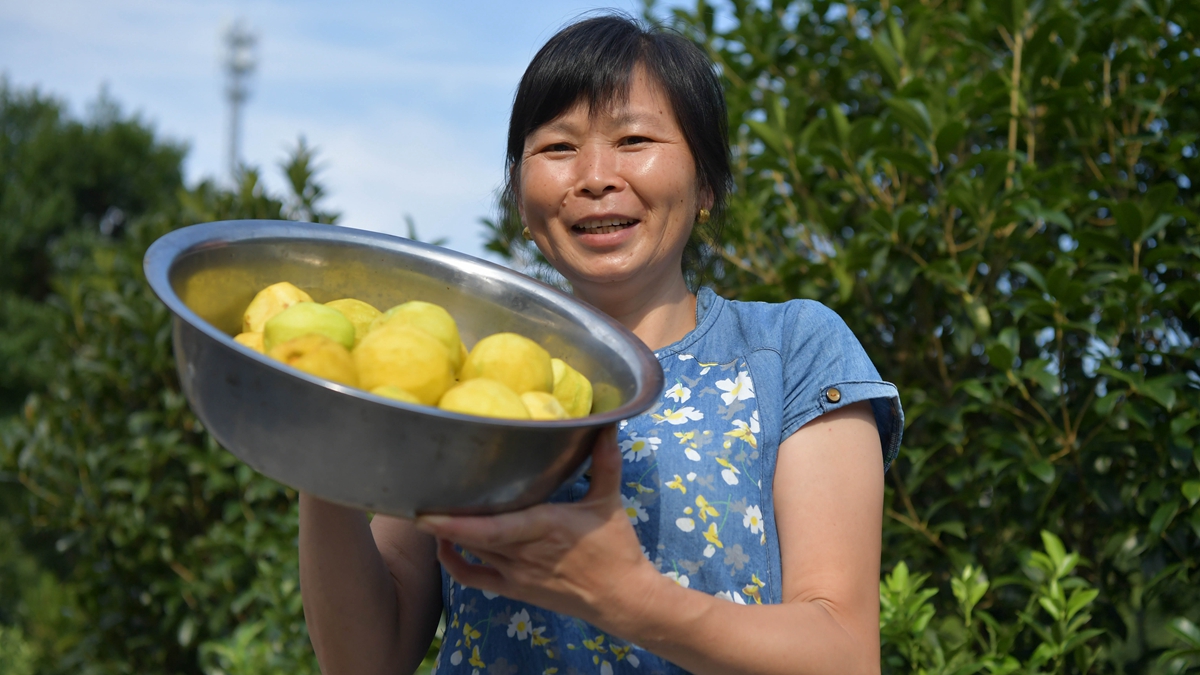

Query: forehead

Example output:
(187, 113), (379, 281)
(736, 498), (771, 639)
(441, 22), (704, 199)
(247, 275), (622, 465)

(532, 68), (679, 136)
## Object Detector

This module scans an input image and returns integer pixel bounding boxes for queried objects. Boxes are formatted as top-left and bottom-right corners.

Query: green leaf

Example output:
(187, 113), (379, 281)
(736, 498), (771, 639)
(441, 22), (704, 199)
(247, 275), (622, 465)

(1041, 530), (1068, 568)
(1168, 617), (1200, 648)
(1011, 261), (1048, 292)
(885, 98), (933, 140)
(1140, 375), (1179, 411)
(1066, 588), (1100, 621)
(1113, 202), (1144, 241)
(1029, 460), (1056, 484)
(1183, 481), (1200, 508)
(959, 379), (994, 404)
(1150, 499), (1181, 536)
(828, 104), (850, 148)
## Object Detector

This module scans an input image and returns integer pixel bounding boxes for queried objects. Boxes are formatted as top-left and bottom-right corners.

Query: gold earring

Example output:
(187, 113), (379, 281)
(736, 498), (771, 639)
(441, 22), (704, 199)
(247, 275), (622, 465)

(522, 227), (533, 241)
(697, 208), (710, 224)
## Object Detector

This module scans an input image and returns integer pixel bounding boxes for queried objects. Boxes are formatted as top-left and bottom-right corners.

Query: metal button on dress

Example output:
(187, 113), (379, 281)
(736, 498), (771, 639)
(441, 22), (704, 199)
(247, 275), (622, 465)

(826, 387), (842, 403)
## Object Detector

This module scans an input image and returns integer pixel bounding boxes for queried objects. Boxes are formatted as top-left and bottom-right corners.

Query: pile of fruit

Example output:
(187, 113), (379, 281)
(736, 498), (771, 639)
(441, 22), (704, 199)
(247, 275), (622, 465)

(233, 282), (594, 420)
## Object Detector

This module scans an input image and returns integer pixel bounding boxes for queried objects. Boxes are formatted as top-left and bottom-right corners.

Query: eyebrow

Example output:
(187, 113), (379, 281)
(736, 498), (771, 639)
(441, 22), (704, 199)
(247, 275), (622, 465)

(537, 109), (660, 137)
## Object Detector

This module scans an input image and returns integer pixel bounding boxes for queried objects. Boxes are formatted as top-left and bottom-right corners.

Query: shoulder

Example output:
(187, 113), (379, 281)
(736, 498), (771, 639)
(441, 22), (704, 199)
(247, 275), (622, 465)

(699, 289), (864, 364)
(694, 289), (904, 469)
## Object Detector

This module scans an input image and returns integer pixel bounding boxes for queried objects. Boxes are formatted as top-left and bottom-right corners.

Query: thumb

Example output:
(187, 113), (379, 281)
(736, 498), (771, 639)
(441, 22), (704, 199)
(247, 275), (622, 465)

(582, 425), (622, 502)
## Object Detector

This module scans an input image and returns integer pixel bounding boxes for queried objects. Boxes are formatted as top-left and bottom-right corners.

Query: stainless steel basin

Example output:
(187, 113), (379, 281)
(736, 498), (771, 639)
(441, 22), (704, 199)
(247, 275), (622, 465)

(143, 220), (663, 517)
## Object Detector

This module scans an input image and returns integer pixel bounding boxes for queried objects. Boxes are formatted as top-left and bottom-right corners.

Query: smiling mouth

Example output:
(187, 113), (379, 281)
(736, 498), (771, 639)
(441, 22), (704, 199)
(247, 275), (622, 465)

(572, 218), (639, 235)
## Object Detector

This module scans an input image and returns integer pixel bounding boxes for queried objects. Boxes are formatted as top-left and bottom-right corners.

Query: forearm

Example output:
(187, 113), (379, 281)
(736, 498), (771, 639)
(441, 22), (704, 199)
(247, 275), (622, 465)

(299, 494), (435, 675)
(599, 566), (880, 675)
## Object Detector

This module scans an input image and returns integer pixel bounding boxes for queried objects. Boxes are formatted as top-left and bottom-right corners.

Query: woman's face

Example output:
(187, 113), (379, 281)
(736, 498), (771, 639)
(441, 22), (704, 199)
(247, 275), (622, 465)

(518, 67), (707, 291)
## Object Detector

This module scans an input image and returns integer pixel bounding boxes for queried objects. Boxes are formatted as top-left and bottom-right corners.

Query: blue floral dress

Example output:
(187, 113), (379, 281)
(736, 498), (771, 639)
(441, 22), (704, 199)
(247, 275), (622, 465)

(432, 289), (903, 675)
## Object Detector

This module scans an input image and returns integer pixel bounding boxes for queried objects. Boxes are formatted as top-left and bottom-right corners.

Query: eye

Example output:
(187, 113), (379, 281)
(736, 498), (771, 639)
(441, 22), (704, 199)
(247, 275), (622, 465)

(540, 142), (573, 154)
(621, 136), (652, 146)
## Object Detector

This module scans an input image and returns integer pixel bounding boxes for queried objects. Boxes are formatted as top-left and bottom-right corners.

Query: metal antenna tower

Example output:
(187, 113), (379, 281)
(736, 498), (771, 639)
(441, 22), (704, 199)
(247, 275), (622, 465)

(223, 20), (257, 183)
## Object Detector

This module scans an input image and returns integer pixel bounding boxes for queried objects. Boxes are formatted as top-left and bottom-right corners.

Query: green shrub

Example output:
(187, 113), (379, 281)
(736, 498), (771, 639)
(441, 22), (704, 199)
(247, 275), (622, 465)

(669, 0), (1199, 670)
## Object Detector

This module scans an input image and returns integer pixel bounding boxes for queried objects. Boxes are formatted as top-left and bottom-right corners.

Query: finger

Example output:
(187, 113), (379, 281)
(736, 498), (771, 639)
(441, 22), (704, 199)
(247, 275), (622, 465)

(583, 425), (623, 502)
(436, 538), (507, 594)
(416, 507), (554, 550)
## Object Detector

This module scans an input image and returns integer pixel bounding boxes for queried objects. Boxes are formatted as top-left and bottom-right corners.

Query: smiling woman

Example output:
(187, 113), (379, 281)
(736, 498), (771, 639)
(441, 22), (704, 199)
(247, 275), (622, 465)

(298, 14), (903, 675)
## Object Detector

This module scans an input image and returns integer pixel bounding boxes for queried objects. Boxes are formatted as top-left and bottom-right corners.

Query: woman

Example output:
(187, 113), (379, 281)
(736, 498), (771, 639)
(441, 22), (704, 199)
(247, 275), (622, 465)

(300, 15), (902, 675)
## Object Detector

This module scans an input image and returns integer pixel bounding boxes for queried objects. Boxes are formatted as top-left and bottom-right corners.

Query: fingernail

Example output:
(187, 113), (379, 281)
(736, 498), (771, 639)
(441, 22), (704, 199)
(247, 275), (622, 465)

(415, 514), (451, 532)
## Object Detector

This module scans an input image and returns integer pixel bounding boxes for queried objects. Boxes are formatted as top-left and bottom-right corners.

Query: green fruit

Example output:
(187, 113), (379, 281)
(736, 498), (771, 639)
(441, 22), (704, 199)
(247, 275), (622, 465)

(264, 302), (356, 352)
(551, 358), (594, 418)
(242, 281), (312, 333)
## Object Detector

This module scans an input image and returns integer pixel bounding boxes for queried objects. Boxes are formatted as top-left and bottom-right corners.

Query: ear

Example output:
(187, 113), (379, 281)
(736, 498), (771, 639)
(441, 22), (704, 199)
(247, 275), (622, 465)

(699, 185), (715, 213)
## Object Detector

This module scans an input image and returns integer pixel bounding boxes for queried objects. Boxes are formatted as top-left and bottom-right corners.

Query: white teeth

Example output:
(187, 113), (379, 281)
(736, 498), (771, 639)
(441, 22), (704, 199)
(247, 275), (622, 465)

(574, 218), (636, 234)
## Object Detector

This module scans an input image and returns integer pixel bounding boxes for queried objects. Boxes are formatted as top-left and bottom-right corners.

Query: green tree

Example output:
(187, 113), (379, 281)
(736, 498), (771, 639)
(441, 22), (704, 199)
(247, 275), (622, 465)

(0, 82), (333, 673)
(0, 81), (185, 410)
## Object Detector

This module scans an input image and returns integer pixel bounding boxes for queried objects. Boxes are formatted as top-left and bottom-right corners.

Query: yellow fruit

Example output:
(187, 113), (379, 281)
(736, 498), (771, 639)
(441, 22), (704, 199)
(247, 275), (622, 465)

(458, 342), (469, 374)
(243, 282), (312, 333)
(591, 382), (623, 414)
(353, 325), (454, 405)
(460, 333), (553, 394)
(370, 385), (421, 405)
(267, 334), (359, 387)
(520, 391), (568, 420)
(551, 358), (594, 418)
(234, 331), (264, 353)
(264, 302), (356, 352)
(370, 301), (463, 371)
(438, 379), (530, 420)
(325, 298), (381, 345)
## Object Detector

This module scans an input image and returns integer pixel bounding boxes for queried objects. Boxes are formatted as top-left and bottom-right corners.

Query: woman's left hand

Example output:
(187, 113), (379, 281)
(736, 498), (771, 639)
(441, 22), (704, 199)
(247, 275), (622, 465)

(414, 426), (661, 631)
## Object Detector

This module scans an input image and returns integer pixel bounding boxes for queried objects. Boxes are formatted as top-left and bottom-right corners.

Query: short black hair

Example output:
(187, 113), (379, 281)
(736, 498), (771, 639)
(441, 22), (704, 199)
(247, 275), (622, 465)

(503, 13), (731, 281)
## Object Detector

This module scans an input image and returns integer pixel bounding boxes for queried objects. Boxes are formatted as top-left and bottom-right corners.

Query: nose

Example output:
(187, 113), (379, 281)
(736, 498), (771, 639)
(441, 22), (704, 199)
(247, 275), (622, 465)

(575, 142), (623, 197)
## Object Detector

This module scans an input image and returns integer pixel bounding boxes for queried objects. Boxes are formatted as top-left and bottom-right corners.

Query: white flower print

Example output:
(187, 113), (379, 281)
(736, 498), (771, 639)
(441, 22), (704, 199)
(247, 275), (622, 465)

(622, 494), (649, 525)
(715, 590), (748, 605)
(620, 433), (660, 462)
(507, 608), (532, 640)
(482, 590), (499, 600)
(653, 406), (704, 425)
(450, 650), (463, 665)
(676, 517), (696, 532)
(750, 409), (760, 434)
(716, 371), (756, 405)
(717, 457), (741, 485)
(703, 544), (716, 558)
(601, 662), (614, 675)
(686, 472), (697, 481)
(619, 419), (629, 430)
(744, 505), (765, 534)
(665, 382), (692, 403)
(677, 354), (695, 361)
(664, 571), (690, 588)
(684, 448), (701, 461)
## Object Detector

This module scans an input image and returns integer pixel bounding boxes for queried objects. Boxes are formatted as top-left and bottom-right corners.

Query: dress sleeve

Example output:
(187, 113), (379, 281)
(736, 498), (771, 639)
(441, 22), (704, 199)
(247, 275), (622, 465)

(778, 300), (904, 470)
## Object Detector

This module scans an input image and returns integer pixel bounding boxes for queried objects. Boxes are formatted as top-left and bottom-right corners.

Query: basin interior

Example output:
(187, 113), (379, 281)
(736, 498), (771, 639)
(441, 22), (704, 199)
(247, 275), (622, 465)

(167, 236), (640, 410)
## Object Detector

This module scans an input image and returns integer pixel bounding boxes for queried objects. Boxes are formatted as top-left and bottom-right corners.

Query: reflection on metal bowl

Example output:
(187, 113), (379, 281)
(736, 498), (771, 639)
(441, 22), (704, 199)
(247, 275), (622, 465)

(144, 220), (663, 517)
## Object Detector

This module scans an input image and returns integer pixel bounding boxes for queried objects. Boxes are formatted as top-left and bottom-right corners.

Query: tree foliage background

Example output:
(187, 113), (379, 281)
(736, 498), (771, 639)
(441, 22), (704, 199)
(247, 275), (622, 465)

(2, 0), (1199, 673)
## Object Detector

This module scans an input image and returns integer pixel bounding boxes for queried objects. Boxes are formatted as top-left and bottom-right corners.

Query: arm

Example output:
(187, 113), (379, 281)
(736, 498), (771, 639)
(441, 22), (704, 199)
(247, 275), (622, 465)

(299, 494), (443, 675)
(418, 402), (884, 675)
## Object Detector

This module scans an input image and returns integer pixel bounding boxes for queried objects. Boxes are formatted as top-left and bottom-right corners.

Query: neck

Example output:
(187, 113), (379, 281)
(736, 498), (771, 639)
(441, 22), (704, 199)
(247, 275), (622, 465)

(572, 270), (697, 351)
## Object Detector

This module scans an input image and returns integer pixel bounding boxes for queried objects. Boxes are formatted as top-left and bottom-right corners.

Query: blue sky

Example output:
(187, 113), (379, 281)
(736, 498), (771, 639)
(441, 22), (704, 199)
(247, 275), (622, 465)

(0, 0), (687, 259)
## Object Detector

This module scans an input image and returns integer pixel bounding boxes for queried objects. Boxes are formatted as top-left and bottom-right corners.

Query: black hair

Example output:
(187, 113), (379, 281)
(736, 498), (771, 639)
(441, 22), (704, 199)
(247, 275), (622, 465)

(503, 13), (731, 283)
